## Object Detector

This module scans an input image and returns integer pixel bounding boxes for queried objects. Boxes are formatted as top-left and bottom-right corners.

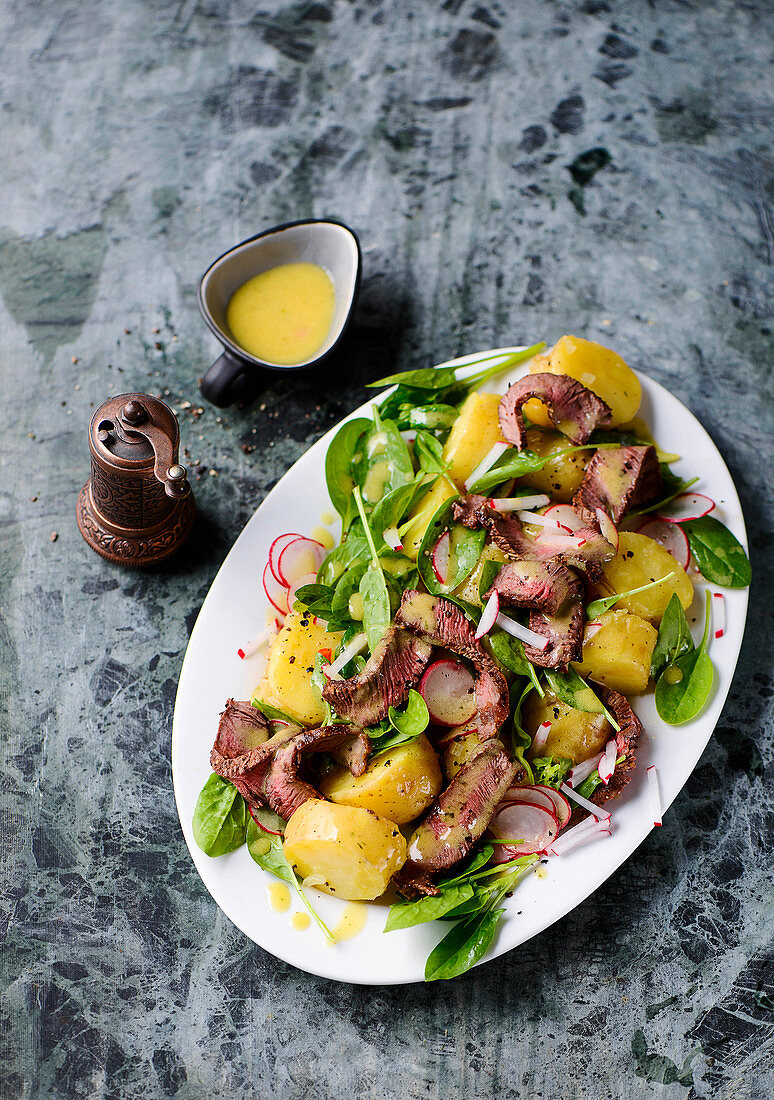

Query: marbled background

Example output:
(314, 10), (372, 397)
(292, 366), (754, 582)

(1, 1), (773, 1097)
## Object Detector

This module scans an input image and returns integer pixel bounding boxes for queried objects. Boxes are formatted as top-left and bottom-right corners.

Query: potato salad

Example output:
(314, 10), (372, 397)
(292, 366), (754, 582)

(193, 336), (751, 980)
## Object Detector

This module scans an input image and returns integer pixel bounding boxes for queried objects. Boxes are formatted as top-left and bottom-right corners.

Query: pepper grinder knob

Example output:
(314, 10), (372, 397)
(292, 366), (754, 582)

(122, 399), (147, 426)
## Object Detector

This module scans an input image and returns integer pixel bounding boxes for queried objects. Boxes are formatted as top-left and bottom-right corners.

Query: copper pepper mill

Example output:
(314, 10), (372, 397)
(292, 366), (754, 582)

(76, 393), (196, 566)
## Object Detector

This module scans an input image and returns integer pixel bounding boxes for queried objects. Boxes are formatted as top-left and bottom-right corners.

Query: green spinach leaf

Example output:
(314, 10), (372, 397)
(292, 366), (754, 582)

(385, 884), (475, 932)
(355, 409), (414, 506)
(353, 487), (392, 653)
(477, 558), (502, 603)
(192, 774), (248, 856)
(251, 699), (300, 726)
(655, 591), (714, 724)
(680, 516), (751, 588)
(543, 668), (620, 731)
(406, 404), (459, 433)
(246, 816), (334, 941)
(586, 573), (675, 620)
(650, 593), (694, 679)
(417, 496), (486, 595)
(388, 689), (430, 738)
(325, 418), (371, 520)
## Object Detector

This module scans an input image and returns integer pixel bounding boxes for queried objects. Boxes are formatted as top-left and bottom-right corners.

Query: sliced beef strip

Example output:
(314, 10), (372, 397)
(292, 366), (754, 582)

(210, 699), (294, 804)
(395, 591), (510, 740)
(525, 598), (585, 670)
(395, 739), (520, 896)
(263, 726), (372, 820)
(590, 688), (643, 809)
(573, 445), (663, 526)
(322, 626), (432, 727)
(486, 560), (586, 670)
(499, 372), (612, 451)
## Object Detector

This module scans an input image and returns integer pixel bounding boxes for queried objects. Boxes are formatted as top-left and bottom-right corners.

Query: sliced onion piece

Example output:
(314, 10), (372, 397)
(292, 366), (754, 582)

(598, 739), (618, 785)
(323, 633), (368, 680)
(419, 658), (477, 726)
(464, 441), (509, 491)
(239, 622), (279, 660)
(268, 532), (304, 585)
(560, 782), (611, 821)
(532, 784), (572, 829)
(500, 786), (558, 816)
(489, 493), (550, 512)
(547, 816), (611, 857)
(495, 612), (549, 651)
(431, 530), (450, 585)
(635, 518), (690, 569)
(534, 531), (590, 551)
(382, 526), (403, 552)
(657, 492), (715, 523)
(648, 764), (662, 826)
(713, 591), (725, 639)
(489, 800), (559, 860)
(262, 560), (289, 617)
(544, 504), (584, 533)
(517, 510), (564, 529)
(595, 508), (619, 552)
(474, 590), (500, 640)
(277, 536), (327, 588)
(568, 752), (604, 789)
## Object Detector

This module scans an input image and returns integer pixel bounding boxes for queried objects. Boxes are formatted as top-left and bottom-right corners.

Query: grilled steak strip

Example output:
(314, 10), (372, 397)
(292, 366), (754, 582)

(263, 726), (371, 820)
(396, 739), (519, 895)
(210, 700), (296, 804)
(395, 591), (509, 740)
(487, 561), (585, 670)
(573, 444), (663, 526)
(322, 626), (432, 727)
(499, 372), (612, 450)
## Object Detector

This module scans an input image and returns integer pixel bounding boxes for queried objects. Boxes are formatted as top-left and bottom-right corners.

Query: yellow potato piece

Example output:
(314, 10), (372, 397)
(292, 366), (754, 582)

(443, 391), (505, 487)
(254, 609), (342, 725)
(524, 334), (641, 428)
(597, 532), (693, 625)
(573, 610), (658, 695)
(319, 734), (441, 825)
(517, 428), (589, 503)
(524, 692), (612, 765)
(402, 476), (457, 561)
(283, 800), (406, 901)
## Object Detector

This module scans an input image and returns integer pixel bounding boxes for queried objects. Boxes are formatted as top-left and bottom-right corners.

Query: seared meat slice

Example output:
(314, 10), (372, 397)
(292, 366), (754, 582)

(590, 689), (643, 809)
(488, 560), (585, 671)
(263, 726), (371, 820)
(396, 740), (519, 894)
(210, 700), (295, 804)
(452, 495), (614, 575)
(395, 591), (509, 740)
(574, 445), (662, 526)
(322, 626), (432, 727)
(499, 373), (612, 450)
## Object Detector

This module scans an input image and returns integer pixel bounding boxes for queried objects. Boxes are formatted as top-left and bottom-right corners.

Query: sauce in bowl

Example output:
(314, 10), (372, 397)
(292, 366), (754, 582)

(226, 261), (335, 366)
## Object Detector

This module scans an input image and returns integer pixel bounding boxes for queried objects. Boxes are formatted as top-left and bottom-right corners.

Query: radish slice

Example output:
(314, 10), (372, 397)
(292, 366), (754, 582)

(262, 560), (289, 617)
(500, 786), (558, 817)
(568, 752), (604, 788)
(560, 782), (611, 821)
(544, 504), (584, 533)
(239, 622), (279, 659)
(268, 532), (304, 585)
(419, 659), (477, 726)
(635, 519), (690, 569)
(277, 537), (326, 588)
(598, 739), (618, 785)
(248, 805), (283, 836)
(383, 526), (403, 552)
(547, 816), (611, 856)
(323, 633), (368, 680)
(595, 508), (619, 552)
(489, 494), (550, 512)
(464, 441), (509, 491)
(474, 590), (499, 640)
(287, 571), (319, 609)
(648, 765), (662, 826)
(431, 530), (450, 584)
(495, 612), (549, 651)
(534, 531), (591, 551)
(532, 785), (572, 828)
(532, 721), (552, 752)
(657, 492), (715, 523)
(517, 510), (564, 529)
(713, 591), (725, 639)
(489, 801), (559, 860)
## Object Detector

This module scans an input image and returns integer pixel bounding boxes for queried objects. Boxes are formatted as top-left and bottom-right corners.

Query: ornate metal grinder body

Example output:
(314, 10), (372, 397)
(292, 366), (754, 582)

(76, 393), (196, 566)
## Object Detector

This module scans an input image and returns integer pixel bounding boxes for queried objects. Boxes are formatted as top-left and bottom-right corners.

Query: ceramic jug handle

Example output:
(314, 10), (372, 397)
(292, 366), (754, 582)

(200, 350), (261, 408)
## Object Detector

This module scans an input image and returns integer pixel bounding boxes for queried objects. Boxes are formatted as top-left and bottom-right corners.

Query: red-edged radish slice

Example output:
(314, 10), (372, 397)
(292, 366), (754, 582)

(268, 532), (304, 585)
(532, 785), (572, 829)
(431, 530), (450, 584)
(489, 494), (550, 512)
(500, 786), (558, 816)
(547, 816), (611, 856)
(323, 633), (368, 680)
(239, 622), (279, 660)
(568, 752), (604, 788)
(534, 531), (590, 552)
(262, 560), (289, 617)
(635, 518), (690, 569)
(277, 536), (326, 588)
(532, 721), (551, 752)
(489, 801), (559, 860)
(474, 590), (499, 640)
(595, 508), (619, 552)
(560, 782), (611, 821)
(383, 526), (403, 552)
(657, 492), (715, 523)
(713, 591), (725, 639)
(435, 721), (479, 748)
(464, 441), (509, 491)
(287, 571), (319, 610)
(598, 739), (618, 785)
(419, 659), (477, 726)
(248, 805), (283, 836)
(495, 612), (549, 651)
(544, 504), (584, 533)
(648, 765), (662, 826)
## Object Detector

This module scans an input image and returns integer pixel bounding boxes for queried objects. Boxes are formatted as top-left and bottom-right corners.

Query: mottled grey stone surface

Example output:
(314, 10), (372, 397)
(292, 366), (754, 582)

(1, 1), (773, 1097)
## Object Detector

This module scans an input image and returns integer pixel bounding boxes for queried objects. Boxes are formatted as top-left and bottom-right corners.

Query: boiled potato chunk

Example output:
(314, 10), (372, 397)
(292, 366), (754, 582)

(402, 476), (457, 561)
(443, 391), (505, 487)
(283, 800), (406, 901)
(319, 734), (442, 825)
(573, 610), (657, 694)
(597, 532), (693, 624)
(518, 428), (589, 503)
(524, 334), (641, 428)
(255, 610), (343, 725)
(525, 692), (612, 765)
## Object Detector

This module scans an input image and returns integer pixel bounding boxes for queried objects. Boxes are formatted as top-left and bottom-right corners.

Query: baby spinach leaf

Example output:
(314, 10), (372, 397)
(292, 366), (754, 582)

(680, 516), (751, 588)
(317, 536), (369, 587)
(192, 774), (248, 856)
(417, 496), (486, 595)
(251, 699), (299, 726)
(325, 418), (372, 520)
(385, 884), (475, 932)
(425, 906), (506, 981)
(371, 480), (425, 542)
(414, 429), (449, 476)
(246, 816), (334, 941)
(388, 689), (430, 739)
(440, 844), (496, 886)
(293, 582), (336, 619)
(406, 404), (459, 433)
(465, 444), (595, 496)
(355, 409), (414, 506)
(650, 593), (694, 679)
(655, 592), (714, 724)
(360, 567), (391, 653)
(477, 558), (502, 603)
(543, 669), (620, 731)
(586, 573), (675, 620)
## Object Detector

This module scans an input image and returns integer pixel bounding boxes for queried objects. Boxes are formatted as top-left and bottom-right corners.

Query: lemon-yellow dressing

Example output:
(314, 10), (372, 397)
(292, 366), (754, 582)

(330, 902), (368, 943)
(291, 912), (311, 932)
(268, 882), (291, 912)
